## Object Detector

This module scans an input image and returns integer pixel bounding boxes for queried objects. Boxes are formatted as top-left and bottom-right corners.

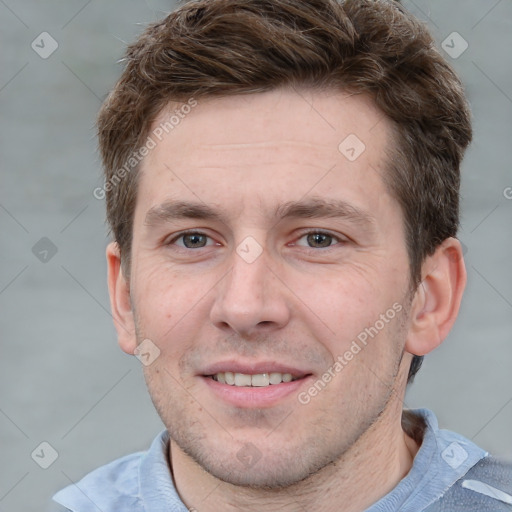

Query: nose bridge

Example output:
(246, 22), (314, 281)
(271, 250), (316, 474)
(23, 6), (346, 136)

(210, 241), (290, 335)
(230, 250), (267, 301)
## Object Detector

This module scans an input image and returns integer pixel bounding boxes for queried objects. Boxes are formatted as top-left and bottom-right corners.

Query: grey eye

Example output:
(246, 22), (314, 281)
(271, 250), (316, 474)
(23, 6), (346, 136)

(305, 232), (334, 248)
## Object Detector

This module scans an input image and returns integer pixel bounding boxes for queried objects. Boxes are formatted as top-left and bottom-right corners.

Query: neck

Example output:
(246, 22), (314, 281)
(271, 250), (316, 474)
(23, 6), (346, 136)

(170, 402), (422, 512)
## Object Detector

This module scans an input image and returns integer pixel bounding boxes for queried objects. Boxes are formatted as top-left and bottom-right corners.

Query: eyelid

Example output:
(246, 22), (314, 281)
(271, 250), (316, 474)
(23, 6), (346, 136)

(165, 228), (347, 251)
(166, 229), (219, 248)
(292, 229), (346, 250)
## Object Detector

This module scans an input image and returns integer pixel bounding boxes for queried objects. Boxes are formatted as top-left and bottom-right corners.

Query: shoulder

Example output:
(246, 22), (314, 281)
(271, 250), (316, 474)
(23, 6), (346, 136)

(401, 409), (511, 512)
(428, 454), (512, 511)
(52, 450), (145, 512)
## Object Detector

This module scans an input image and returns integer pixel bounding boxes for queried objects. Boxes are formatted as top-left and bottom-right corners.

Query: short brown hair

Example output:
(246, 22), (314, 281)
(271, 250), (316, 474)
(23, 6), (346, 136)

(97, 0), (472, 383)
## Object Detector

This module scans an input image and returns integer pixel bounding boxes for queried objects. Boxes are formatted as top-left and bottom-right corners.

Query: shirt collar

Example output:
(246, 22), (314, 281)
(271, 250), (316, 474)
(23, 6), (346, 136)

(366, 408), (488, 512)
(54, 408), (487, 511)
(138, 430), (188, 512)
(137, 408), (487, 511)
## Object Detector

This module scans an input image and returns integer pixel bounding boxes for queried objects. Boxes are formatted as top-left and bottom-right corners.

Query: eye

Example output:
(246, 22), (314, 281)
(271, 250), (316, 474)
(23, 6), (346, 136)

(294, 230), (344, 249)
(168, 231), (217, 249)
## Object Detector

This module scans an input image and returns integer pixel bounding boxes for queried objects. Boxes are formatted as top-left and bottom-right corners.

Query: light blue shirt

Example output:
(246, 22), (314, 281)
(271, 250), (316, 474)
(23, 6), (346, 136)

(52, 408), (490, 511)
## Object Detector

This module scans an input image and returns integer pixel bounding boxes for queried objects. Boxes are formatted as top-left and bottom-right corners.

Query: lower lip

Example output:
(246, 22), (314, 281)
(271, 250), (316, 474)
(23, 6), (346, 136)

(201, 376), (312, 408)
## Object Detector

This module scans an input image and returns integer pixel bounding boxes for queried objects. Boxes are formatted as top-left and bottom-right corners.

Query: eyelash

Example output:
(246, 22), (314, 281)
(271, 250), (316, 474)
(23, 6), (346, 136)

(166, 229), (345, 252)
(293, 229), (345, 250)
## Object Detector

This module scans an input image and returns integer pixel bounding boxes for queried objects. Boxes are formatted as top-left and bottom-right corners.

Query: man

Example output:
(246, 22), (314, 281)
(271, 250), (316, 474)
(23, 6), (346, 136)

(53, 0), (512, 510)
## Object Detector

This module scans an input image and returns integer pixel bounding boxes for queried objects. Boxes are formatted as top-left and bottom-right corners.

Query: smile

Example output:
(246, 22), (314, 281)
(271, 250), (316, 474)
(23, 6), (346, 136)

(210, 372), (299, 387)
(200, 362), (312, 407)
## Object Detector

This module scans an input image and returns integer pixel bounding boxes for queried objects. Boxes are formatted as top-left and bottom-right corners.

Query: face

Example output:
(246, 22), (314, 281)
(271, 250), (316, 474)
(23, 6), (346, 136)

(126, 88), (415, 487)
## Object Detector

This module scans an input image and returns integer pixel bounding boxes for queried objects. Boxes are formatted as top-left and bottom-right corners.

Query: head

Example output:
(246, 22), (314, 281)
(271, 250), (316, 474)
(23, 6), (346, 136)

(102, 0), (470, 488)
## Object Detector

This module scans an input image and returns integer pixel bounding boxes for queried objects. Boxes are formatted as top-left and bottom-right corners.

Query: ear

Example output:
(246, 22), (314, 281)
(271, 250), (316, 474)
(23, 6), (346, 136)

(405, 237), (466, 356)
(106, 242), (137, 355)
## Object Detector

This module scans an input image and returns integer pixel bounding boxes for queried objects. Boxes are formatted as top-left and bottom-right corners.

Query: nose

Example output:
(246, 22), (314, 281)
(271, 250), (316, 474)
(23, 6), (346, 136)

(209, 245), (291, 338)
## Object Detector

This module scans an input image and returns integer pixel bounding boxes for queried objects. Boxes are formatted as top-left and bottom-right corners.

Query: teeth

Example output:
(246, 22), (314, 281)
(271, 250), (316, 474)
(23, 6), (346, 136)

(234, 373), (252, 386)
(212, 372), (295, 387)
(269, 372), (283, 385)
(251, 373), (270, 387)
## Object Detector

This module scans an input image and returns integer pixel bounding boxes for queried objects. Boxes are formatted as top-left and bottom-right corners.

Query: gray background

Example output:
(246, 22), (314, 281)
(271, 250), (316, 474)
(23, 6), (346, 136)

(1, 1), (511, 511)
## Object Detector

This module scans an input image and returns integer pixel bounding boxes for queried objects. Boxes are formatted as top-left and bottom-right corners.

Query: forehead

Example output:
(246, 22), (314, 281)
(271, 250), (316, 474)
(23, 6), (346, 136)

(136, 88), (396, 223)
(150, 87), (389, 156)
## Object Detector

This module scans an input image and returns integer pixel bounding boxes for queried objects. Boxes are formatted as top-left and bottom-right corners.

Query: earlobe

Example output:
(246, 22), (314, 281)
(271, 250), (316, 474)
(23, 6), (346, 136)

(405, 238), (467, 357)
(106, 242), (137, 355)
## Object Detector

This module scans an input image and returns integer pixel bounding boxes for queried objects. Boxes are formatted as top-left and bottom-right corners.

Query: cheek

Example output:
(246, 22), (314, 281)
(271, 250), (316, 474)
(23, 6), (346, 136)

(295, 261), (408, 363)
(133, 254), (197, 313)
(297, 264), (384, 324)
(131, 258), (215, 357)
(130, 262), (176, 337)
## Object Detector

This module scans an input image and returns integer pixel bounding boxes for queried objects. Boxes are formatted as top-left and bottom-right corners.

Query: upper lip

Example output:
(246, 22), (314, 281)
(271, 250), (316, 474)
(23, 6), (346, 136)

(200, 360), (312, 378)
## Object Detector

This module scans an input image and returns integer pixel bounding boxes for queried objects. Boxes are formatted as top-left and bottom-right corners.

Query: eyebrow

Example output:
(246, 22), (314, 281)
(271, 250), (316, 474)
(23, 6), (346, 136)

(275, 198), (375, 229)
(144, 200), (227, 227)
(144, 197), (376, 231)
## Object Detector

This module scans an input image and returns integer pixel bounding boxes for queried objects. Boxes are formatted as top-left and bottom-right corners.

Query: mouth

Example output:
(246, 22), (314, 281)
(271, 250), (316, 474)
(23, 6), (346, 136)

(208, 371), (301, 387)
(200, 363), (312, 407)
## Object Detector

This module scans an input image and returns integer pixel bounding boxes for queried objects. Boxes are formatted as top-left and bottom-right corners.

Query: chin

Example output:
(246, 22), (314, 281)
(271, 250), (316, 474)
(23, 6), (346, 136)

(176, 435), (339, 489)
